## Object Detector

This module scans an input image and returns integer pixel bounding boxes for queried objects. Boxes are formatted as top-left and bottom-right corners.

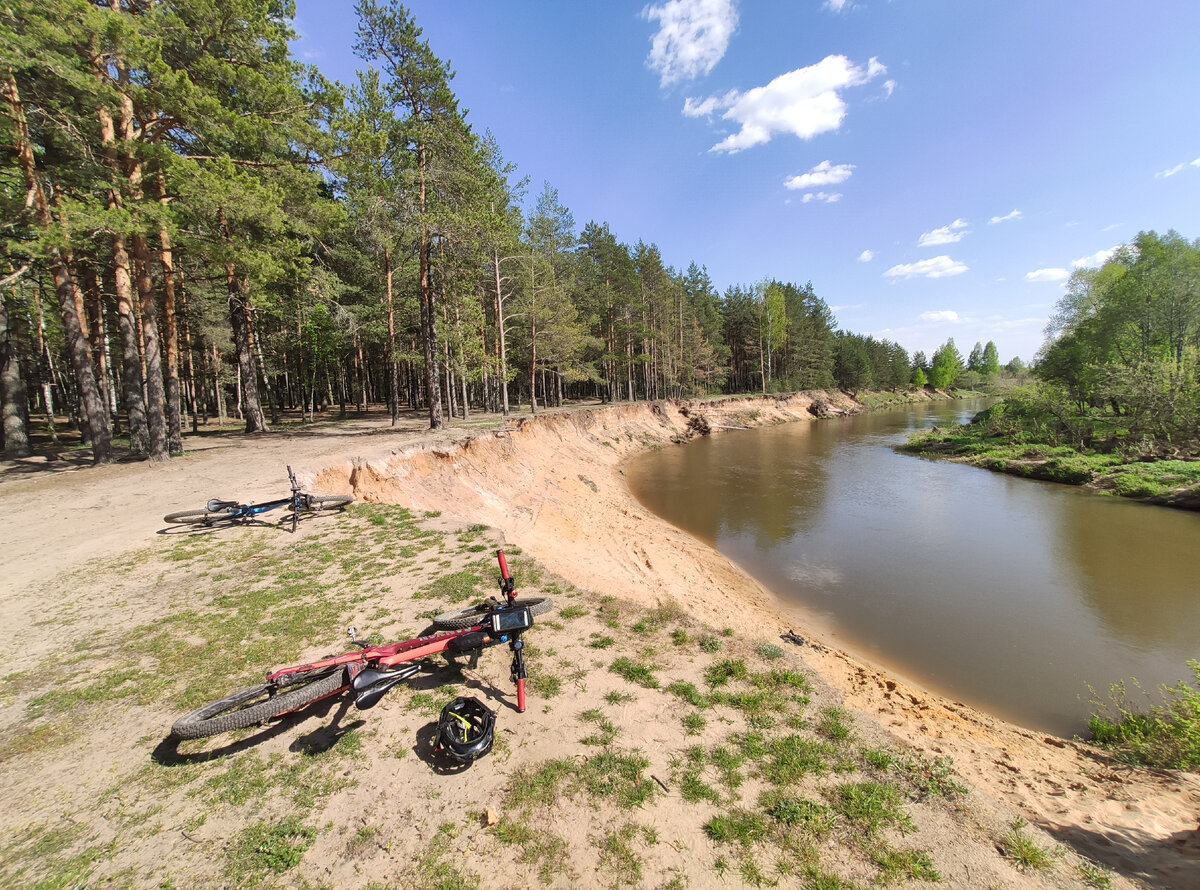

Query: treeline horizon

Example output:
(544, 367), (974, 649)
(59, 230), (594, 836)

(2, 0), (1006, 464)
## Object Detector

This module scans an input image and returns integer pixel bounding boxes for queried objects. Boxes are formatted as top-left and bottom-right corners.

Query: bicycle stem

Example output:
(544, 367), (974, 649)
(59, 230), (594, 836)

(497, 549), (526, 712)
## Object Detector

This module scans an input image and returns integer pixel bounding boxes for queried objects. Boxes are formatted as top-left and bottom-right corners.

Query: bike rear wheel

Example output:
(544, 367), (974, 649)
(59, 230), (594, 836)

(163, 508), (239, 525)
(432, 596), (554, 630)
(303, 494), (354, 512)
(170, 667), (345, 739)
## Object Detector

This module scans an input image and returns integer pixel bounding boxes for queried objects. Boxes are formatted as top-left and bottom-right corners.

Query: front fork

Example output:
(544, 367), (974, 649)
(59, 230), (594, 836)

(510, 638), (527, 713)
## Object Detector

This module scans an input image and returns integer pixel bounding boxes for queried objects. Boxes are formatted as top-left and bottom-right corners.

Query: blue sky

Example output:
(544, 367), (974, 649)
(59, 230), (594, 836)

(293, 0), (1200, 364)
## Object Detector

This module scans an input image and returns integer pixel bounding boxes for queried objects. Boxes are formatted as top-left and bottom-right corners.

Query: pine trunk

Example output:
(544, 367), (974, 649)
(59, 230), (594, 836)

(4, 71), (112, 462)
(131, 235), (169, 461)
(0, 279), (31, 457)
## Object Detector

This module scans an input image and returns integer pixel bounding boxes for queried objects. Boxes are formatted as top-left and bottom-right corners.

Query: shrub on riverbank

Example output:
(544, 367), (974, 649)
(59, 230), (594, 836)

(1087, 661), (1200, 769)
(900, 384), (1200, 506)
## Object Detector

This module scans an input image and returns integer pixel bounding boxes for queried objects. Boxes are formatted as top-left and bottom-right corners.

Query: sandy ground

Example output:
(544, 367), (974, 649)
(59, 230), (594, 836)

(2, 393), (1198, 889)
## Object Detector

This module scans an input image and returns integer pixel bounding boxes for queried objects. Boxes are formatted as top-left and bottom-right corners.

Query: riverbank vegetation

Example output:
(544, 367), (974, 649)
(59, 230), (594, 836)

(902, 230), (1200, 509)
(1087, 660), (1200, 770)
(1, 0), (925, 465)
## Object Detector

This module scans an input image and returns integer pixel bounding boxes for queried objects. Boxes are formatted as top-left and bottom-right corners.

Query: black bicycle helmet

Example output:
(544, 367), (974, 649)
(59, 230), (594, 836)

(436, 696), (496, 762)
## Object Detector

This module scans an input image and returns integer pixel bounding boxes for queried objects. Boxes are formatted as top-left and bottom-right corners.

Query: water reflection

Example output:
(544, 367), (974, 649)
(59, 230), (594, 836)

(626, 400), (1200, 735)
(1054, 497), (1200, 652)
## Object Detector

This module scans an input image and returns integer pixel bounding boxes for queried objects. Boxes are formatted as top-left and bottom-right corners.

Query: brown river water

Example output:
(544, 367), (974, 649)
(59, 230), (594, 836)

(626, 399), (1200, 736)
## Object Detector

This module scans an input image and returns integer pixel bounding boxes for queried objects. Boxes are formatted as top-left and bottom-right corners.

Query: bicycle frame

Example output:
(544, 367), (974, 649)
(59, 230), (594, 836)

(198, 467), (311, 530)
(264, 550), (531, 712)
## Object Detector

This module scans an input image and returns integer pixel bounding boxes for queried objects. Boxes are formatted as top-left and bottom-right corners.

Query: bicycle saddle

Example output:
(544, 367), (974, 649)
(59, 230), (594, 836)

(206, 499), (238, 512)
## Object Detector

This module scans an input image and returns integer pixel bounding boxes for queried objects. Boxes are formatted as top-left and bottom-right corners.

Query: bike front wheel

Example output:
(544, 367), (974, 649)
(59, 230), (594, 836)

(170, 667), (345, 739)
(303, 494), (354, 512)
(163, 508), (239, 526)
(432, 597), (554, 630)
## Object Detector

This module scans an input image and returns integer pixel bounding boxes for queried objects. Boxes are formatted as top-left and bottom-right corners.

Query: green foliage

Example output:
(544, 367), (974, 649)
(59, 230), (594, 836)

(704, 810), (769, 846)
(609, 656), (660, 688)
(928, 339), (964, 389)
(830, 781), (912, 835)
(998, 818), (1054, 870)
(228, 818), (314, 880)
(1087, 660), (1200, 768)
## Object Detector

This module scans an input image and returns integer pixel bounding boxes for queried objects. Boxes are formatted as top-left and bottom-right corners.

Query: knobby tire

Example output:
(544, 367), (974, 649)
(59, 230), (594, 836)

(170, 667), (345, 739)
(163, 508), (239, 525)
(303, 494), (354, 512)
(432, 596), (554, 630)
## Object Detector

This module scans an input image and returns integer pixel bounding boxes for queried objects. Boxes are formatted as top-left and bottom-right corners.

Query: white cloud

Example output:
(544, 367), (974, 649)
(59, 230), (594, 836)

(857, 249), (874, 262)
(1025, 268), (1069, 283)
(1154, 157), (1200, 178)
(783, 160), (854, 191)
(988, 209), (1022, 225)
(919, 310), (960, 323)
(882, 79), (896, 98)
(825, 0), (850, 11)
(883, 256), (969, 280)
(643, 0), (739, 87)
(918, 218), (969, 247)
(1072, 246), (1118, 268)
(801, 191), (842, 204)
(684, 54), (886, 153)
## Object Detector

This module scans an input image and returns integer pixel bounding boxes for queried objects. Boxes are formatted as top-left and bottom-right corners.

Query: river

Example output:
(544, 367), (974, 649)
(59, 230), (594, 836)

(625, 398), (1200, 736)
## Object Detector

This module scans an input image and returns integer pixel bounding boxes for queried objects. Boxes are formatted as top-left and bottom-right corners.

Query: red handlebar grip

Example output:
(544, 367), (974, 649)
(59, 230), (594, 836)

(516, 677), (526, 712)
(497, 549), (510, 579)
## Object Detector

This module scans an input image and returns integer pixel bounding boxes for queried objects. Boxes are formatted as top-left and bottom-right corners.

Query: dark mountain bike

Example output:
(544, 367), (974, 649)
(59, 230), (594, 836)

(163, 465), (353, 532)
(170, 550), (551, 739)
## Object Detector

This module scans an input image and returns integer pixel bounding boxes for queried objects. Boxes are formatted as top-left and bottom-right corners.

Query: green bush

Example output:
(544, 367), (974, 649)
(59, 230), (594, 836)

(1087, 660), (1200, 768)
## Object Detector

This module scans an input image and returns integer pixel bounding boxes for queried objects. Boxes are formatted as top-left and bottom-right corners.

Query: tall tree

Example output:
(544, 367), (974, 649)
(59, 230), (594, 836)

(353, 0), (470, 429)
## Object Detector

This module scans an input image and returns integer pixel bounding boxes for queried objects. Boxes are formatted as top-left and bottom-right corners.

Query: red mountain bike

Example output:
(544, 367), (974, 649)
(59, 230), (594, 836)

(170, 551), (551, 739)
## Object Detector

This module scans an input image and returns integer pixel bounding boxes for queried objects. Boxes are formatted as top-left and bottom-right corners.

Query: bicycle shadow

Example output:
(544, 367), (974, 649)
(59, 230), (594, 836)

(150, 694), (356, 766)
(155, 509), (348, 537)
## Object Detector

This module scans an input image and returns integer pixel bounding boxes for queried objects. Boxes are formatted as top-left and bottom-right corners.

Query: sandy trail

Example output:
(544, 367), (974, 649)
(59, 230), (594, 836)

(2, 394), (1197, 888)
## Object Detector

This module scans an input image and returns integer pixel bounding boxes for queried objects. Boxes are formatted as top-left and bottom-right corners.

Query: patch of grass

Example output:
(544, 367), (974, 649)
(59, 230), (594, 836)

(761, 734), (834, 784)
(830, 781), (912, 836)
(558, 604), (588, 619)
(1076, 859), (1113, 888)
(415, 568), (485, 603)
(892, 751), (967, 799)
(609, 656), (660, 689)
(577, 749), (657, 808)
(597, 596), (622, 629)
(698, 634), (722, 653)
(861, 747), (894, 771)
(506, 758), (577, 809)
(760, 792), (835, 836)
(704, 809), (769, 846)
(603, 690), (635, 705)
(670, 628), (689, 646)
(493, 819), (573, 884)
(682, 711), (707, 735)
(507, 749), (656, 810)
(666, 680), (711, 708)
(802, 868), (862, 890)
(999, 818), (1055, 870)
(580, 708), (619, 746)
(750, 667), (811, 693)
(817, 706), (853, 742)
(413, 823), (481, 890)
(755, 643), (785, 660)
(588, 633), (617, 650)
(871, 843), (941, 883)
(704, 658), (747, 688)
(596, 824), (643, 885)
(678, 770), (722, 804)
(227, 818), (314, 883)
(709, 746), (747, 790)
